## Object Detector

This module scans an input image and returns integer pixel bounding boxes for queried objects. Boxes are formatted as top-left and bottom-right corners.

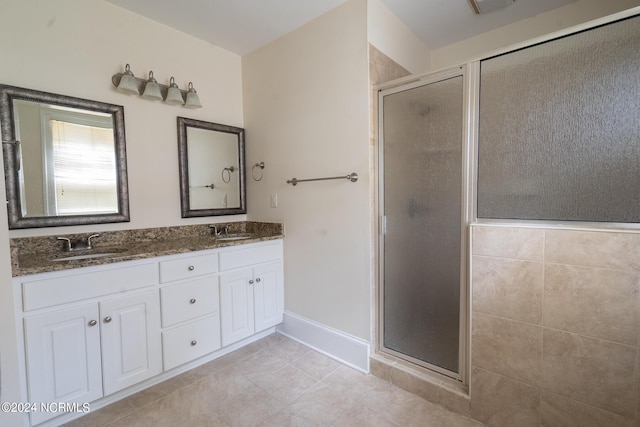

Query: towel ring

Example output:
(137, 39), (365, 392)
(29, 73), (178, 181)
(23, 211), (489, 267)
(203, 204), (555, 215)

(252, 162), (265, 181)
(222, 166), (235, 183)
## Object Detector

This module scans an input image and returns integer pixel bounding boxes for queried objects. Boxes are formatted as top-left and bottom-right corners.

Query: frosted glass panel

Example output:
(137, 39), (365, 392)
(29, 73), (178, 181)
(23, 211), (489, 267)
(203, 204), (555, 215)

(478, 15), (640, 222)
(382, 76), (463, 374)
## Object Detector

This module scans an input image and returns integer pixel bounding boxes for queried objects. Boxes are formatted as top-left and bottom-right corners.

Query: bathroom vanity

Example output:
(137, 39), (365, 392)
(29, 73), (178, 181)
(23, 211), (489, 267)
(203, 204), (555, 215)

(10, 222), (284, 426)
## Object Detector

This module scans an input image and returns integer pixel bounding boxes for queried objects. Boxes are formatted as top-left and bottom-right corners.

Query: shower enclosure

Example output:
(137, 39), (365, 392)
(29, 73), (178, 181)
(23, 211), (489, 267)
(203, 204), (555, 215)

(378, 67), (468, 379)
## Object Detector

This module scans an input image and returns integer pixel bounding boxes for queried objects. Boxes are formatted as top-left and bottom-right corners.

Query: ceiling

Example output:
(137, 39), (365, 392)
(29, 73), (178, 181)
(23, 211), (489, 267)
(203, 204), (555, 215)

(106, 0), (578, 55)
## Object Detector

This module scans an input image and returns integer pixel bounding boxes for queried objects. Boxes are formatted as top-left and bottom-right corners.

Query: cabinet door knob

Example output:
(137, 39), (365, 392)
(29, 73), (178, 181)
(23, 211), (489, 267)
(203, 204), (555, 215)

(256, 277), (261, 283)
(190, 298), (196, 304)
(249, 279), (254, 284)
(104, 316), (112, 323)
(88, 320), (97, 327)
(191, 340), (197, 346)
(188, 265), (195, 271)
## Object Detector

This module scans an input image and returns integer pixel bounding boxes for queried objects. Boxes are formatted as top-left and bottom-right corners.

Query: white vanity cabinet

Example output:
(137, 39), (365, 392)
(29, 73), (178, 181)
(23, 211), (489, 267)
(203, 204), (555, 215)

(14, 239), (283, 426)
(159, 253), (222, 371)
(18, 262), (161, 425)
(219, 241), (284, 346)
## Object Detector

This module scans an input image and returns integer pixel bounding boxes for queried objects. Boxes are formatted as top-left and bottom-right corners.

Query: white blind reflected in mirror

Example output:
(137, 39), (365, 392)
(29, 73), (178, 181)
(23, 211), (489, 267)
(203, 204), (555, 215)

(478, 15), (640, 223)
(49, 120), (118, 215)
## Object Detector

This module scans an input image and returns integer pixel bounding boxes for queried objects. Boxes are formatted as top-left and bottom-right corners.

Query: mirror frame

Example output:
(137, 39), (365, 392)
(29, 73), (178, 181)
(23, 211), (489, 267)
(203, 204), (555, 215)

(177, 117), (246, 217)
(0, 84), (130, 229)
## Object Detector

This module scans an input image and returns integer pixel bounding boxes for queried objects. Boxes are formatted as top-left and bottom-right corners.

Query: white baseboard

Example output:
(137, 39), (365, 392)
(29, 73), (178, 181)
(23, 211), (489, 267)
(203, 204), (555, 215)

(276, 311), (370, 373)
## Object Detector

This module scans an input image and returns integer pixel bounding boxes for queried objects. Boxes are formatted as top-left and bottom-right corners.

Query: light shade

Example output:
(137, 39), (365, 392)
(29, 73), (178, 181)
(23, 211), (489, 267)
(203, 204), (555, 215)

(184, 82), (202, 109)
(116, 64), (140, 95)
(141, 71), (163, 101)
(164, 77), (184, 105)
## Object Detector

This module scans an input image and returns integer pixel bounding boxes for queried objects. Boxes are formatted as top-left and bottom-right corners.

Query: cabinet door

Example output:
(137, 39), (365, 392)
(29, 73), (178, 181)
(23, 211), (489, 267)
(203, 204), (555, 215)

(253, 262), (284, 332)
(219, 269), (254, 346)
(24, 304), (102, 425)
(100, 290), (162, 395)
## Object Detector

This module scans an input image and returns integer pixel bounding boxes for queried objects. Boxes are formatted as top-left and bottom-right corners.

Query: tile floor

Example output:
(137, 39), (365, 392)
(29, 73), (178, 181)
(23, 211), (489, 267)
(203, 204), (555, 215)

(64, 333), (482, 427)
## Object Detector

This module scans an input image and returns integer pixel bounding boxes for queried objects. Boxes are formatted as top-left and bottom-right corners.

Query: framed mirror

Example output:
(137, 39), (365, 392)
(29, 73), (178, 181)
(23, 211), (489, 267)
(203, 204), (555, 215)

(177, 117), (246, 217)
(0, 84), (129, 229)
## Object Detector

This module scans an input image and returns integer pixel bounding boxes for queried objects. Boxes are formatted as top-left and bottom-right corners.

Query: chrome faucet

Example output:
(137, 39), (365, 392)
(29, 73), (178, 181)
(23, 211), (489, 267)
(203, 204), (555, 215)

(209, 225), (229, 236)
(57, 234), (100, 252)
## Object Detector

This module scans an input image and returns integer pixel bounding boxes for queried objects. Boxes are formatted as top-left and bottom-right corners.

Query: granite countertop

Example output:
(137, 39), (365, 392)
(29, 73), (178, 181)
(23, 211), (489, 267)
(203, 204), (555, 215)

(11, 221), (284, 277)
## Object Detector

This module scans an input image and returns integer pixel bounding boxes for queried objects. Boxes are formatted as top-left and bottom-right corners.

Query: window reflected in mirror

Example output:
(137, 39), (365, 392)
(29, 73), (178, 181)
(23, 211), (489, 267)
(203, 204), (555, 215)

(15, 101), (119, 217)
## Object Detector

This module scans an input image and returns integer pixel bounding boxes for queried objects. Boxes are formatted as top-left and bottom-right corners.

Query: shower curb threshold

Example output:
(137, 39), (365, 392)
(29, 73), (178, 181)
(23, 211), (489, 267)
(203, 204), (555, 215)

(370, 352), (471, 418)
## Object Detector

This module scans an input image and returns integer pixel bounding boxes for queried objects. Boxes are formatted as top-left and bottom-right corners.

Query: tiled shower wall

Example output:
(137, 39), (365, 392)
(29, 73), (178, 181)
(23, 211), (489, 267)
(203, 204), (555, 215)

(367, 44), (639, 426)
(471, 225), (640, 427)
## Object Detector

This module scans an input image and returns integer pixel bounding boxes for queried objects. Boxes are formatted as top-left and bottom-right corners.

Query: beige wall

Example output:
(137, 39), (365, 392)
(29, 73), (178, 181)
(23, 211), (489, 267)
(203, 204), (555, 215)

(243, 0), (371, 340)
(471, 225), (640, 425)
(431, 0), (640, 70)
(367, 0), (431, 74)
(0, 1), (244, 423)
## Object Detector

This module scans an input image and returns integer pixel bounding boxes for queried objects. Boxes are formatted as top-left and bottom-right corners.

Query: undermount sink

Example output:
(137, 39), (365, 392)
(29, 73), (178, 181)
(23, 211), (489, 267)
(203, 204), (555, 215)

(52, 248), (128, 262)
(215, 234), (253, 241)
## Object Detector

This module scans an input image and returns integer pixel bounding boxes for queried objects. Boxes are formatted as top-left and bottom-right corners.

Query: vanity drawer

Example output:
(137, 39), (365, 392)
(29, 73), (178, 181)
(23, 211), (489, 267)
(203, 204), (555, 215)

(162, 314), (221, 371)
(21, 263), (158, 311)
(159, 253), (218, 283)
(160, 277), (219, 327)
(218, 242), (282, 271)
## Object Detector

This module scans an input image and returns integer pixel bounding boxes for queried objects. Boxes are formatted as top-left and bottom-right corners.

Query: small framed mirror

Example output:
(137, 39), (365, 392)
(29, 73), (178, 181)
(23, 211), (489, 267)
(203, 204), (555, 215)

(0, 84), (130, 229)
(177, 117), (246, 217)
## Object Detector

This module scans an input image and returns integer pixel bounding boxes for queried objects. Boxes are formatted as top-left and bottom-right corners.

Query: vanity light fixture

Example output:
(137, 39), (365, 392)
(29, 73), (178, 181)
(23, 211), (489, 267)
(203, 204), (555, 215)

(115, 64), (139, 95)
(184, 82), (202, 109)
(141, 71), (163, 101)
(164, 77), (185, 105)
(111, 64), (202, 108)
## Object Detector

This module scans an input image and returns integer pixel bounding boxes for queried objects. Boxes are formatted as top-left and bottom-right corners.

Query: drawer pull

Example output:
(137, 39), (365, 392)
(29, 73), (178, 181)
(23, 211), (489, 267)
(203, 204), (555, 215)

(256, 277), (261, 283)
(249, 279), (254, 284)
(88, 320), (97, 327)
(190, 298), (197, 304)
(188, 265), (195, 271)
(104, 316), (112, 323)
(191, 340), (197, 346)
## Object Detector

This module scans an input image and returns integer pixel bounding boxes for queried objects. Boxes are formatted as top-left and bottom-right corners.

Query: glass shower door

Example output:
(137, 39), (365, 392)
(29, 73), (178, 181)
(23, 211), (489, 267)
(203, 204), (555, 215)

(379, 73), (464, 376)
